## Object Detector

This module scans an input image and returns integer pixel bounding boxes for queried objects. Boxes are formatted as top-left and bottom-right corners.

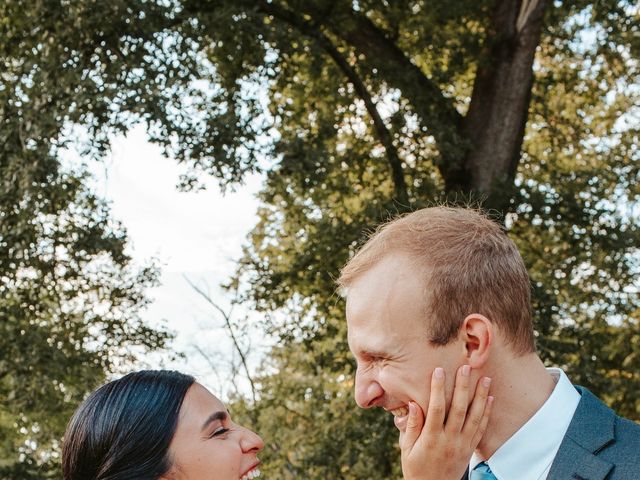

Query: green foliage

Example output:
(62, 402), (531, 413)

(0, 161), (170, 476)
(0, 1), (173, 476)
(224, 1), (639, 475)
(231, 316), (401, 479)
(1, 0), (638, 478)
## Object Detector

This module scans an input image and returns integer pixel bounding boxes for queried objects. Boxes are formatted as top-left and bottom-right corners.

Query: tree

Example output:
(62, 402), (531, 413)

(2, 0), (638, 477)
(0, 3), (172, 477)
(222, 1), (640, 475)
(0, 163), (169, 478)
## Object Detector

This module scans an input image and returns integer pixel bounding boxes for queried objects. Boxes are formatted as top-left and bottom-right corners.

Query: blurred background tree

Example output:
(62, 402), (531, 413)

(0, 2), (174, 477)
(1, 0), (638, 478)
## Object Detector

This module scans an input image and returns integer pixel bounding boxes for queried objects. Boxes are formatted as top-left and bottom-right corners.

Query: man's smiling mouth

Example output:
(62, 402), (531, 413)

(385, 405), (410, 431)
(387, 405), (409, 417)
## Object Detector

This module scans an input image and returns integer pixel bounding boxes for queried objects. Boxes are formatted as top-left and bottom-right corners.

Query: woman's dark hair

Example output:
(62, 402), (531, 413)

(62, 370), (196, 480)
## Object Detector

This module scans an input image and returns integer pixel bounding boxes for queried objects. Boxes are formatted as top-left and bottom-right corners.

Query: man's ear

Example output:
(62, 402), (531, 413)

(460, 314), (492, 368)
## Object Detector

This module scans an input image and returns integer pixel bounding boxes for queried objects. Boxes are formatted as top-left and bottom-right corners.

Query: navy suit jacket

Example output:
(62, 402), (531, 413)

(462, 386), (640, 480)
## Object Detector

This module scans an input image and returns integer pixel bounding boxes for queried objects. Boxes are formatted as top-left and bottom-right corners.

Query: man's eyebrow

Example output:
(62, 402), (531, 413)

(200, 411), (228, 431)
(358, 349), (389, 359)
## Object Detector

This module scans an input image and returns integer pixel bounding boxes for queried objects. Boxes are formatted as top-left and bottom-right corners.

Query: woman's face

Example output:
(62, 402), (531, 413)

(167, 383), (264, 480)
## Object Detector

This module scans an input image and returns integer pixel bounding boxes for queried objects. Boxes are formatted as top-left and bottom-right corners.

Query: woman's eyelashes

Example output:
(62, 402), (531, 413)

(208, 427), (230, 439)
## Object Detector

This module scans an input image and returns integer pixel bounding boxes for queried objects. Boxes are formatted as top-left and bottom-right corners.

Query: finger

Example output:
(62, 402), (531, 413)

(425, 367), (446, 432)
(444, 364), (471, 434)
(470, 395), (493, 448)
(462, 376), (491, 437)
(400, 401), (424, 452)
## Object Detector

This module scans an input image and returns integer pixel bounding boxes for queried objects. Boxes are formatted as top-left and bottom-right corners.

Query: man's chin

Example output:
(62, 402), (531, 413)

(393, 411), (409, 432)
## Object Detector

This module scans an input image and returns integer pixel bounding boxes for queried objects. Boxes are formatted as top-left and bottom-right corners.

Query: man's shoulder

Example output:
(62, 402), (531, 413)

(612, 414), (640, 451)
(599, 415), (640, 478)
(548, 386), (640, 480)
(572, 386), (639, 451)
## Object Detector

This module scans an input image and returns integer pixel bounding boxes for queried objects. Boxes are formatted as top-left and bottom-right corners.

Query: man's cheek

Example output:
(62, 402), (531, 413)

(444, 371), (458, 410)
(377, 368), (408, 397)
(385, 369), (427, 406)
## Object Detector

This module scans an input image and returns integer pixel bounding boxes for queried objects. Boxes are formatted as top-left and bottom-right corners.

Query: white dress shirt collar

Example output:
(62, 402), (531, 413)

(470, 368), (581, 480)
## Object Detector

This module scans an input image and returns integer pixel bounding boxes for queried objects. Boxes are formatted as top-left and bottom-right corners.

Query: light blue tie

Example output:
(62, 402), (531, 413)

(470, 462), (497, 480)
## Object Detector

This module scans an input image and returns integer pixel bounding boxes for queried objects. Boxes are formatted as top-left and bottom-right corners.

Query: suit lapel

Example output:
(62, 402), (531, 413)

(547, 436), (614, 480)
(546, 387), (615, 480)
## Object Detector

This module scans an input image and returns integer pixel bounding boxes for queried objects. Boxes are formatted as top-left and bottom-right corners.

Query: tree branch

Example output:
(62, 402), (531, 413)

(257, 1), (409, 206)
(314, 8), (465, 145)
(185, 276), (258, 404)
(516, 0), (542, 33)
(320, 39), (410, 207)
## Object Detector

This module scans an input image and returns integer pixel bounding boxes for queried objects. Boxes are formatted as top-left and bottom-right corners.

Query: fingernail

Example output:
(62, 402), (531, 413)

(408, 402), (416, 416)
(488, 396), (495, 405)
(483, 377), (492, 388)
(434, 367), (444, 379)
(462, 365), (471, 376)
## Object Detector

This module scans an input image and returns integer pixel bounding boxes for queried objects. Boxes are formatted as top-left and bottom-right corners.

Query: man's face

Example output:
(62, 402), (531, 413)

(346, 254), (462, 432)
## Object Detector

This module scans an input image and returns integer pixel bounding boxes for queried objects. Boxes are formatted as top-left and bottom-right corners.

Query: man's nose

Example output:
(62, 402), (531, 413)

(354, 370), (384, 408)
(240, 427), (265, 453)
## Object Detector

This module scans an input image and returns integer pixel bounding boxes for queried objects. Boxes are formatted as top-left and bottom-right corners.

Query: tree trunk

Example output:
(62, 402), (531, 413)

(450, 0), (547, 210)
(260, 0), (547, 212)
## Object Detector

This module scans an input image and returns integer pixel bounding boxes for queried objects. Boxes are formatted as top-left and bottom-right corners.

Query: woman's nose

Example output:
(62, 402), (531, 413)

(240, 428), (264, 453)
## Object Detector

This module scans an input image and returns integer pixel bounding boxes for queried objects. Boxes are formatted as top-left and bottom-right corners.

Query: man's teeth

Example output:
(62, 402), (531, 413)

(389, 406), (409, 417)
(241, 468), (261, 480)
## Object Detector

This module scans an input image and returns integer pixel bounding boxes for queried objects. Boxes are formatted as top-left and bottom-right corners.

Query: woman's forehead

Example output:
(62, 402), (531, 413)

(179, 383), (226, 424)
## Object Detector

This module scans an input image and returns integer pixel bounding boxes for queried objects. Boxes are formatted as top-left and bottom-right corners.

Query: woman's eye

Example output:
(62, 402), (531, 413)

(210, 427), (230, 438)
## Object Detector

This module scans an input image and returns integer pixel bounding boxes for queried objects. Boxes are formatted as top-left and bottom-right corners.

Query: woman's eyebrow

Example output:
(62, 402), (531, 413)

(200, 411), (228, 432)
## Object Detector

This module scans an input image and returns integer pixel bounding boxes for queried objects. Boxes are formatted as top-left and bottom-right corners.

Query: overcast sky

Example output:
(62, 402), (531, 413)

(78, 125), (266, 397)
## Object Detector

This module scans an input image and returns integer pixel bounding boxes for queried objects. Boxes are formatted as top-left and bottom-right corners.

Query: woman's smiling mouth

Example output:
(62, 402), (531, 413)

(241, 464), (261, 480)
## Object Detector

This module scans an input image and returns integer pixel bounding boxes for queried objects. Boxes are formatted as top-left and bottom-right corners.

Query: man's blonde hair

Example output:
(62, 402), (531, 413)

(338, 207), (535, 354)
